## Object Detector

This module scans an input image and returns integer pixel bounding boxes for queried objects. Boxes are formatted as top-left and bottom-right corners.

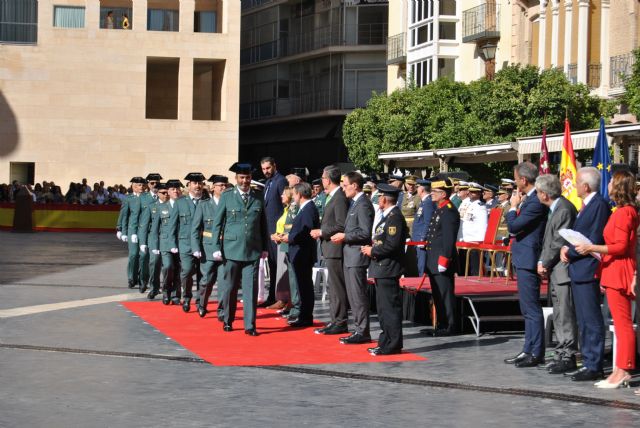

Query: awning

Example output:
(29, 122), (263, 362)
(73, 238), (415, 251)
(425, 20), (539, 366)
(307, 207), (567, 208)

(378, 142), (517, 168)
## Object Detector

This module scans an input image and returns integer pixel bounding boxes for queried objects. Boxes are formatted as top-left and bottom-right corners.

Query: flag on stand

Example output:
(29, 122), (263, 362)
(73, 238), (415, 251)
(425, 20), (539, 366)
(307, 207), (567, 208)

(592, 117), (611, 201)
(539, 126), (550, 174)
(559, 119), (582, 211)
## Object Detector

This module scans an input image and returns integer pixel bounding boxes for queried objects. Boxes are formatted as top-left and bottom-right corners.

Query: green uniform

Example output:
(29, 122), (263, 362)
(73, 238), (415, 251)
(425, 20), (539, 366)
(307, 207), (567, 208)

(119, 192), (153, 287)
(212, 186), (268, 330)
(400, 191), (421, 234)
(191, 197), (224, 316)
(139, 198), (161, 294)
(313, 192), (326, 221)
(450, 194), (462, 209)
(150, 200), (180, 301)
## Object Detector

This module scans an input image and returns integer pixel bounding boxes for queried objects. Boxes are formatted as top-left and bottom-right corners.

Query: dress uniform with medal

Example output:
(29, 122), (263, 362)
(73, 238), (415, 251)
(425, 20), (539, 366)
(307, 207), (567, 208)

(423, 178), (460, 336)
(362, 183), (408, 356)
(400, 175), (421, 234)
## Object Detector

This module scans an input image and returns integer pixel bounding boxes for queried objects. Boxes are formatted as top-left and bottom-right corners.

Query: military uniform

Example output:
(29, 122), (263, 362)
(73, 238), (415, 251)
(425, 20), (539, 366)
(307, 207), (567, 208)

(313, 191), (327, 221)
(368, 184), (408, 355)
(412, 180), (434, 276)
(118, 177), (151, 289)
(423, 179), (461, 335)
(139, 196), (162, 297)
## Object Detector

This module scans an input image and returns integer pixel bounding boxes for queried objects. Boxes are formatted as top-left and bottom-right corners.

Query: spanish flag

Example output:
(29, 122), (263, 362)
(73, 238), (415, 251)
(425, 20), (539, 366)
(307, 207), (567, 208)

(559, 119), (582, 211)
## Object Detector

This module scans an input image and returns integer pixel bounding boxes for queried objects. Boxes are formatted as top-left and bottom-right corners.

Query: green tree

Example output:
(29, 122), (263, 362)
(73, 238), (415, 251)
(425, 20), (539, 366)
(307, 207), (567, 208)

(623, 48), (640, 119)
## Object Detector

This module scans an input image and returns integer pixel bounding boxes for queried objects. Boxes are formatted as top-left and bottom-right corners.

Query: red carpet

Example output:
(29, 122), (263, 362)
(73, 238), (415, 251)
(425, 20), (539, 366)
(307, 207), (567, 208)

(122, 301), (426, 367)
(400, 276), (548, 296)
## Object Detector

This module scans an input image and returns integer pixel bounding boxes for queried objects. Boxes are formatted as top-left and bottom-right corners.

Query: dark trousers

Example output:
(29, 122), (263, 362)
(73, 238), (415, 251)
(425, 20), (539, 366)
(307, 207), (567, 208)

(293, 259), (314, 322)
(344, 265), (370, 336)
(139, 249), (150, 285)
(428, 271), (456, 333)
(375, 277), (403, 352)
(148, 251), (162, 293)
(572, 280), (605, 371)
(160, 252), (181, 298)
(266, 240), (278, 303)
(222, 259), (259, 331)
(179, 254), (201, 301)
(416, 247), (427, 277)
(516, 268), (544, 357)
(326, 258), (348, 326)
(199, 259), (223, 315)
(127, 240), (140, 284)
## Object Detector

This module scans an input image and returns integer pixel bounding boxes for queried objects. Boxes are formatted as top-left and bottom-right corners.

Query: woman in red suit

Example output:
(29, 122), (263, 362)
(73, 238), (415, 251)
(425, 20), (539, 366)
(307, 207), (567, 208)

(575, 170), (638, 389)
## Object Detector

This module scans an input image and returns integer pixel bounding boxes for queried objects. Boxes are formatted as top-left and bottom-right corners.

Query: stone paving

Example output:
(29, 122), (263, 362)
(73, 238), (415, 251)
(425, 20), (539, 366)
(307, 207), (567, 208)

(1, 231), (639, 427)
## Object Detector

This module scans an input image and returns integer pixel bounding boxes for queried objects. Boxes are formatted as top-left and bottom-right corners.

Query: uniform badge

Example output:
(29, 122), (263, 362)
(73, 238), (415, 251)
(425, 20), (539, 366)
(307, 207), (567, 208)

(388, 226), (396, 236)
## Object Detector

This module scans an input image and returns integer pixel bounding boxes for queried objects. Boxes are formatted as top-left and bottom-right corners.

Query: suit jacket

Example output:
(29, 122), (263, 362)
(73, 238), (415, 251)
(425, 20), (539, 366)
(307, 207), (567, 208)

(539, 196), (577, 285)
(320, 187), (349, 259)
(138, 199), (160, 246)
(343, 194), (375, 268)
(506, 189), (548, 270)
(169, 195), (206, 254)
(369, 206), (408, 278)
(212, 186), (268, 262)
(411, 195), (435, 242)
(424, 199), (460, 274)
(567, 192), (610, 283)
(600, 205), (638, 293)
(190, 197), (220, 259)
(263, 171), (287, 235)
(149, 200), (177, 252)
(288, 200), (320, 266)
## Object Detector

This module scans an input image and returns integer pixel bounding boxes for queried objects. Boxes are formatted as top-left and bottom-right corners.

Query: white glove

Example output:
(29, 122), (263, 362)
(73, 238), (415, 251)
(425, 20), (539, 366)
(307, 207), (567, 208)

(417, 244), (425, 249)
(140, 244), (147, 253)
(121, 235), (128, 243)
(131, 234), (138, 244)
(213, 251), (222, 261)
(437, 264), (447, 273)
(261, 251), (269, 259)
(170, 247), (178, 254)
(116, 231), (122, 240)
(152, 249), (160, 255)
(193, 251), (202, 258)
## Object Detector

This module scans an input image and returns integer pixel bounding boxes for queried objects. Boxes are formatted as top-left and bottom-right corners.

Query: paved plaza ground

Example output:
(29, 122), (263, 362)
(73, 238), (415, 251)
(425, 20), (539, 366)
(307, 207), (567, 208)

(1, 231), (639, 427)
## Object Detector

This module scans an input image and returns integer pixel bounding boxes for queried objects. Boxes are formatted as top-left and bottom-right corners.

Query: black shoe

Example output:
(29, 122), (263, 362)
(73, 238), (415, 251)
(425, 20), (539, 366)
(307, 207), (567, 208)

(171, 297), (181, 306)
(314, 322), (335, 335)
(339, 332), (372, 345)
(288, 319), (313, 328)
(278, 308), (291, 316)
(139, 283), (148, 293)
(504, 352), (530, 365)
(515, 354), (544, 368)
(223, 323), (233, 332)
(245, 329), (259, 336)
(323, 324), (348, 335)
(182, 299), (191, 313)
(570, 367), (604, 382)
(548, 359), (577, 374)
(162, 294), (170, 305)
(128, 280), (136, 289)
(370, 347), (402, 356)
(432, 328), (454, 337)
(147, 290), (158, 300)
(198, 305), (207, 318)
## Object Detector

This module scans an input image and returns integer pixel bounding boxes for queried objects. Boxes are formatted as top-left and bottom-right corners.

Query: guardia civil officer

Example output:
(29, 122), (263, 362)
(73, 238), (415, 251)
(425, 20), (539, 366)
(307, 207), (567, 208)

(423, 178), (461, 336)
(191, 175), (228, 320)
(169, 172), (207, 313)
(361, 183), (408, 356)
(212, 163), (269, 336)
(139, 181), (167, 299)
(117, 176), (150, 289)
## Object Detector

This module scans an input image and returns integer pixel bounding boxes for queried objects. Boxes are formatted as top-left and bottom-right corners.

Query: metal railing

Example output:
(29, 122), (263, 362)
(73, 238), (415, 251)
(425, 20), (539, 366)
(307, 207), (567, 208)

(0, 21), (37, 44)
(610, 52), (636, 88)
(290, 88), (342, 115)
(588, 63), (601, 89)
(462, 2), (500, 43)
(241, 0), (274, 12)
(387, 33), (405, 65)
(283, 22), (387, 57)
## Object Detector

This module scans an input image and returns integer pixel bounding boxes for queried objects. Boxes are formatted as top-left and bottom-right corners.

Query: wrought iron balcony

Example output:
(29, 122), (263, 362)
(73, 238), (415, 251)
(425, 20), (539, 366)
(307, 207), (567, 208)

(610, 52), (635, 89)
(588, 63), (601, 89)
(387, 33), (406, 65)
(462, 3), (500, 44)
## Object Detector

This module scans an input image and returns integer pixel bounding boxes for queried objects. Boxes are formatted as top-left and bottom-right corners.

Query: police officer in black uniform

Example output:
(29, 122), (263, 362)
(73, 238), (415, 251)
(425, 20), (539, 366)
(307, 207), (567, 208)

(422, 178), (460, 336)
(361, 183), (408, 356)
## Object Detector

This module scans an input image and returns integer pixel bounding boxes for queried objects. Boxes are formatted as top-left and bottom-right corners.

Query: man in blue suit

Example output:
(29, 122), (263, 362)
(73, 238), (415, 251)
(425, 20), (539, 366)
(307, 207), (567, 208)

(261, 157), (288, 308)
(284, 182), (320, 327)
(560, 166), (610, 381)
(412, 179), (434, 276)
(504, 162), (548, 368)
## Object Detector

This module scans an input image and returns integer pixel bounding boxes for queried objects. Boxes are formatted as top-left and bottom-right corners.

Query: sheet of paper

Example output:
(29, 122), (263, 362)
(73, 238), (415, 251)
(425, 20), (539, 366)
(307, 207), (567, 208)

(558, 228), (601, 261)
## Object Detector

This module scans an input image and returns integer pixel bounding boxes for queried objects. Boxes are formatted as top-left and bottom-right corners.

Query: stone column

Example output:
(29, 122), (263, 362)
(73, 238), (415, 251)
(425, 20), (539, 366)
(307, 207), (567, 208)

(180, 0), (195, 33)
(551, 0), (560, 67)
(564, 0), (573, 74)
(133, 0), (147, 32)
(599, 0), (610, 96)
(538, 0), (548, 68)
(577, 0), (589, 84)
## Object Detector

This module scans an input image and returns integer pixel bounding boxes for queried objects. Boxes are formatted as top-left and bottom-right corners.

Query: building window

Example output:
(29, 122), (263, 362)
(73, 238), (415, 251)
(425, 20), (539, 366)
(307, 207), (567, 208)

(193, 59), (225, 121)
(147, 0), (179, 32)
(99, 1), (132, 30)
(439, 0), (456, 16)
(146, 57), (180, 120)
(438, 57), (455, 80)
(410, 58), (433, 87)
(411, 0), (434, 24)
(194, 0), (221, 33)
(439, 21), (456, 40)
(0, 0), (37, 43)
(10, 162), (35, 185)
(53, 6), (85, 29)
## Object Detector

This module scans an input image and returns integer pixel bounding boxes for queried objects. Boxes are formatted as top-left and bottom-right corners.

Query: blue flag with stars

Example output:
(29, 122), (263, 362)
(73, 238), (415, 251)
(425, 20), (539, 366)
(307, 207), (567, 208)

(593, 117), (611, 200)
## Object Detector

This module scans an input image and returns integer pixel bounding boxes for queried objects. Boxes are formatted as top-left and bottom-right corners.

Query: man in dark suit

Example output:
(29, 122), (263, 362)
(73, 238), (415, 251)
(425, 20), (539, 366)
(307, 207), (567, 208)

(330, 172), (375, 344)
(311, 165), (349, 335)
(504, 162), (548, 368)
(261, 157), (288, 308)
(423, 178), (460, 336)
(413, 179), (434, 276)
(361, 184), (408, 356)
(284, 182), (320, 327)
(560, 167), (610, 381)
(535, 174), (579, 374)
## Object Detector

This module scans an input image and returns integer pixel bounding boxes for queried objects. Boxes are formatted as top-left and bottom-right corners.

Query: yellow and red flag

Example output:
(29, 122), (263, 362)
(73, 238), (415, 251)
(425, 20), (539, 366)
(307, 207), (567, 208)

(559, 119), (582, 211)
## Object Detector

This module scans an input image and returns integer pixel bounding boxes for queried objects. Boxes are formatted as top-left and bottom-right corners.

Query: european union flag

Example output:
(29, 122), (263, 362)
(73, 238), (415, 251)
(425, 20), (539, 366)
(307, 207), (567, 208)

(593, 117), (611, 200)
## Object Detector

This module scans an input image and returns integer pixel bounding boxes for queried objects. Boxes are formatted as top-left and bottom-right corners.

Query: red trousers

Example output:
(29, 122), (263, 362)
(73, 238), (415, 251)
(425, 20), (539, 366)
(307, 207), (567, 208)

(606, 288), (636, 370)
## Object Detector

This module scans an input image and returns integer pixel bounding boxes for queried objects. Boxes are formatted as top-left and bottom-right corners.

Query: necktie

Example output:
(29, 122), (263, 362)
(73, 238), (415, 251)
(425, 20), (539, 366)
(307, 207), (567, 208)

(264, 180), (271, 199)
(241, 193), (248, 205)
(326, 193), (332, 204)
(193, 198), (198, 206)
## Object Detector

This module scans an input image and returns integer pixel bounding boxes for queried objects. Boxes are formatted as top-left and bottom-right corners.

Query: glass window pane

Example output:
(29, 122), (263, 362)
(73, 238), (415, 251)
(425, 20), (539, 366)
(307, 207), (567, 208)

(0, 0), (38, 43)
(440, 0), (456, 16)
(439, 21), (455, 40)
(417, 24), (429, 44)
(53, 6), (85, 28)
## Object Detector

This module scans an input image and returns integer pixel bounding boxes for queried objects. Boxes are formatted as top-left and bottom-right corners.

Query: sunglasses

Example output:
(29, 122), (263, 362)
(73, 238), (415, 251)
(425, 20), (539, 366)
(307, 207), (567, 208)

(158, 191), (168, 195)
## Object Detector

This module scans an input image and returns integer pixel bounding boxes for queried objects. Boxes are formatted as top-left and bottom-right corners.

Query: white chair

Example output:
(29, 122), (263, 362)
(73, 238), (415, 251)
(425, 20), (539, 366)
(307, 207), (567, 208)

(312, 266), (329, 302)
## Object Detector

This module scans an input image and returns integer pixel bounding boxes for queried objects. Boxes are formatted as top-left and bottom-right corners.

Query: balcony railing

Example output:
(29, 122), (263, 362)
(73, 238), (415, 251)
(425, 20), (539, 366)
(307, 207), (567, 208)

(282, 23), (388, 57)
(462, 3), (500, 43)
(588, 63), (601, 89)
(241, 0), (274, 12)
(387, 33), (406, 65)
(290, 88), (342, 115)
(610, 52), (636, 89)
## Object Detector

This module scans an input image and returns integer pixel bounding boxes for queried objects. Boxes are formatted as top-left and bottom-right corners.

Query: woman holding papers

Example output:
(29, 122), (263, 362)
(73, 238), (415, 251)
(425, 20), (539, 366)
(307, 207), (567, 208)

(575, 170), (638, 389)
